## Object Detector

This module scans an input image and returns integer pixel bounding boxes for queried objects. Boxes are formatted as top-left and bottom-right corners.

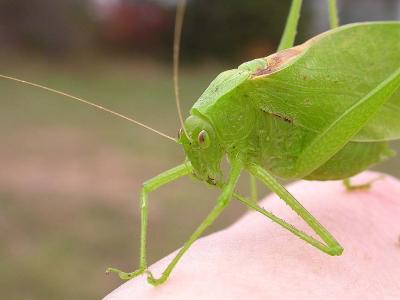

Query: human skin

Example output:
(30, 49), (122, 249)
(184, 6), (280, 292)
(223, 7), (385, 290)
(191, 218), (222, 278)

(105, 172), (400, 299)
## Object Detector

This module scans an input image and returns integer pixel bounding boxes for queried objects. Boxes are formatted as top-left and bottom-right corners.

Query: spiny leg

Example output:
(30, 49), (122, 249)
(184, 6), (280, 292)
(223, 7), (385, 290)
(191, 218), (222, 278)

(343, 175), (384, 191)
(328, 0), (339, 29)
(106, 163), (193, 280)
(233, 191), (341, 255)
(146, 160), (243, 286)
(248, 164), (343, 256)
(211, 181), (340, 254)
(250, 173), (258, 202)
(279, 0), (339, 50)
(278, 0), (303, 51)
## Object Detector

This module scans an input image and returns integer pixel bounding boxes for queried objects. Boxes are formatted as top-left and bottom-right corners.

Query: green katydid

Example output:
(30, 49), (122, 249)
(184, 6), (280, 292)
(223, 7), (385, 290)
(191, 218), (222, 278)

(1, 0), (399, 287)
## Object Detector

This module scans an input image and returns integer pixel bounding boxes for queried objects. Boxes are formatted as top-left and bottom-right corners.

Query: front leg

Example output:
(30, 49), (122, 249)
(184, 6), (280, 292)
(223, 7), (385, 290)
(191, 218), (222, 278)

(146, 160), (243, 286)
(106, 163), (193, 280)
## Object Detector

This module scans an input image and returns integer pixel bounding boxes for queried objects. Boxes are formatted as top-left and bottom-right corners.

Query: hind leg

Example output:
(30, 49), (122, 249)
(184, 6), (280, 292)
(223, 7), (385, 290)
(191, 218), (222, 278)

(343, 175), (384, 191)
(250, 174), (258, 202)
(247, 164), (343, 256)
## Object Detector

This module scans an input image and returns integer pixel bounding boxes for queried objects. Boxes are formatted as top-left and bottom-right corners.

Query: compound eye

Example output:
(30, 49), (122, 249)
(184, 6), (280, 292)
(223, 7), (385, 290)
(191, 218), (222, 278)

(198, 130), (210, 148)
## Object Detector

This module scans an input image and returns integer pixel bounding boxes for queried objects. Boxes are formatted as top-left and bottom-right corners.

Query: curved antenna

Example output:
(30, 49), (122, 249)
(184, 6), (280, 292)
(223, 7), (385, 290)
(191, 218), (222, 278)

(0, 74), (176, 142)
(173, 0), (189, 138)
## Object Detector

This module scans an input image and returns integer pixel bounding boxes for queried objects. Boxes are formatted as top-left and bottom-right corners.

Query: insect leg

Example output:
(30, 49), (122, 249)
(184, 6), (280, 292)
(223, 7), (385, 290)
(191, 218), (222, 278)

(343, 175), (384, 191)
(328, 0), (339, 29)
(247, 164), (343, 256)
(145, 160), (243, 286)
(250, 173), (258, 202)
(278, 0), (303, 51)
(106, 163), (193, 280)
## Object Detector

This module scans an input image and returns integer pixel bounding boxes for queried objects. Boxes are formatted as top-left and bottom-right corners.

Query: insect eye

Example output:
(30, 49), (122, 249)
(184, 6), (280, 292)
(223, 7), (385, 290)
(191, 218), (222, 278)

(198, 130), (210, 148)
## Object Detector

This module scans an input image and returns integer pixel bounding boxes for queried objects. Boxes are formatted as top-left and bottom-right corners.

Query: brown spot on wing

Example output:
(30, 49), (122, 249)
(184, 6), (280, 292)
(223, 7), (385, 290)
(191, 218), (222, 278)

(253, 48), (302, 77)
(252, 34), (321, 78)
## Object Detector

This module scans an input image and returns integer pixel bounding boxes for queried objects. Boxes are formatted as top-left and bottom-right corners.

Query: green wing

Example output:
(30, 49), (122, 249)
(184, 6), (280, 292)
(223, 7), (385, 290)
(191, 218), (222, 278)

(249, 22), (400, 142)
(354, 88), (400, 141)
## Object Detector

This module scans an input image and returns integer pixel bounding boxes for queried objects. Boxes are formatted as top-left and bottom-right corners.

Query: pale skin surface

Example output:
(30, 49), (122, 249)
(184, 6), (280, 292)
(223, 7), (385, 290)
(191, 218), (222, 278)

(105, 171), (400, 299)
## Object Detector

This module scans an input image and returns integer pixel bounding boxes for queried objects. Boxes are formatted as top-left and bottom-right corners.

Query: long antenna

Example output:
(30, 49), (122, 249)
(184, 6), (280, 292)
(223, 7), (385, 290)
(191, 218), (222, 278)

(0, 74), (176, 142)
(173, 0), (189, 138)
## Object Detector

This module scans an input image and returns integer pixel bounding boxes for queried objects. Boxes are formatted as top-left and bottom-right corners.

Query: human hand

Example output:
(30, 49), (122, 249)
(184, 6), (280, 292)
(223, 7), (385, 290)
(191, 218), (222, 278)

(105, 172), (400, 299)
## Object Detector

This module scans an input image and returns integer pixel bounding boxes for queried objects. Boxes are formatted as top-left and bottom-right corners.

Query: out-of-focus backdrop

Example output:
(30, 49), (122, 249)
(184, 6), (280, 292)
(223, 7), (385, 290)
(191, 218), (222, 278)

(0, 0), (399, 298)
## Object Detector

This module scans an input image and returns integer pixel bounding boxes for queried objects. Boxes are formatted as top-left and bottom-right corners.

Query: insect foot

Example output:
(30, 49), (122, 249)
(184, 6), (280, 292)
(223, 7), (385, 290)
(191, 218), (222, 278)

(145, 270), (167, 286)
(342, 176), (385, 192)
(105, 267), (145, 280)
(327, 244), (344, 256)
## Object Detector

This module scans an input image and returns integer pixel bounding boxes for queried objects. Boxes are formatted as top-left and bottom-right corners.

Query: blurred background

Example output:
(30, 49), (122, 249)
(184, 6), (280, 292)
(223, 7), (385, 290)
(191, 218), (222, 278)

(0, 0), (399, 298)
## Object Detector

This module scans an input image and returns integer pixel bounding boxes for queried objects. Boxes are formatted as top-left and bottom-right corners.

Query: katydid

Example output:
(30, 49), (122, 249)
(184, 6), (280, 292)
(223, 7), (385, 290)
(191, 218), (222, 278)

(1, 0), (399, 287)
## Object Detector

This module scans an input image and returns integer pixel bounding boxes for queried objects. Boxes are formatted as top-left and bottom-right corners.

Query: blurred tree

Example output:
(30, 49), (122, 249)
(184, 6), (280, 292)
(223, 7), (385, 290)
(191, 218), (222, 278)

(181, 0), (310, 62)
(0, 0), (94, 58)
(1, 0), (397, 62)
(0, 0), (310, 62)
(307, 0), (400, 37)
(94, 1), (174, 56)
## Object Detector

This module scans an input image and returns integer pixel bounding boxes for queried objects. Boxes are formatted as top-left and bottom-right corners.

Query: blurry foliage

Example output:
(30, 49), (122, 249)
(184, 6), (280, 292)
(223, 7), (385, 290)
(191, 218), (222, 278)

(2, 0), (397, 62)
(182, 0), (310, 61)
(0, 0), (311, 62)
(0, 0), (93, 57)
(95, 1), (174, 57)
